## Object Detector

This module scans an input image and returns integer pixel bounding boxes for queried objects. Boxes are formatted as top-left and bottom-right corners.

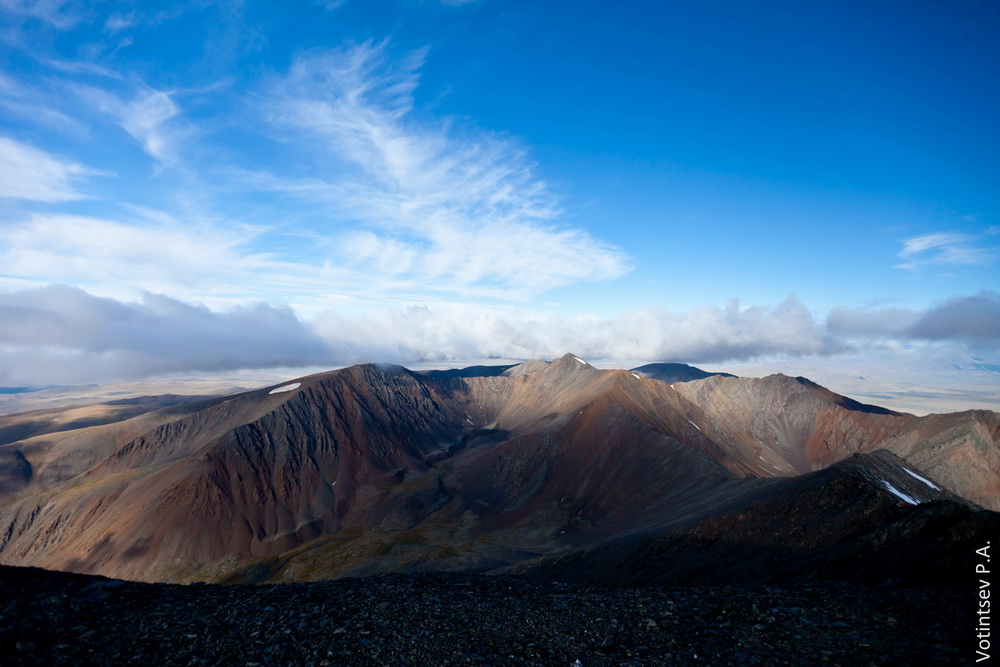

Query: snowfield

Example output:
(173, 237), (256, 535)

(881, 480), (920, 505)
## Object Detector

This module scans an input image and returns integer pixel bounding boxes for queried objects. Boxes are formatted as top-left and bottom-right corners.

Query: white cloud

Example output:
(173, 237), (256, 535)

(906, 292), (1000, 345)
(1, 40), (627, 312)
(828, 292), (1000, 347)
(76, 84), (183, 166)
(314, 293), (1000, 369)
(0, 0), (79, 28)
(826, 305), (918, 338)
(0, 73), (90, 135)
(0, 136), (94, 201)
(264, 41), (630, 298)
(104, 10), (137, 31)
(312, 295), (838, 365)
(0, 213), (353, 306)
(0, 285), (333, 385)
(120, 89), (181, 164)
(1, 285), (995, 387)
(8, 55), (187, 168)
(896, 232), (998, 269)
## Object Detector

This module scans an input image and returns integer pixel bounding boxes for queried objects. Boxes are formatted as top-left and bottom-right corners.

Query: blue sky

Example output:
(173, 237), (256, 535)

(0, 0), (998, 386)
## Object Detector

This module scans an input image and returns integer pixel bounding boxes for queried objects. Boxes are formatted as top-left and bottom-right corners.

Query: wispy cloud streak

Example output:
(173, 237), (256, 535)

(0, 137), (94, 201)
(0, 0), (79, 28)
(76, 85), (184, 166)
(896, 232), (999, 269)
(0, 213), (357, 308)
(264, 41), (630, 297)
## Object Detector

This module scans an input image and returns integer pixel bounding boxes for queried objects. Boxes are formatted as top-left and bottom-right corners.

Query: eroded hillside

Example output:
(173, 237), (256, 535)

(0, 354), (996, 583)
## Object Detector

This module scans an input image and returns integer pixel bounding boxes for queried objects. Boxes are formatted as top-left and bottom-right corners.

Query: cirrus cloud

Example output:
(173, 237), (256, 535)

(261, 40), (630, 298)
(896, 231), (999, 269)
(0, 136), (95, 201)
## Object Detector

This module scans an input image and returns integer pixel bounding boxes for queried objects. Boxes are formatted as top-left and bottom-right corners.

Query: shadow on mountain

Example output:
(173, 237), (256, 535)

(630, 362), (736, 383)
(515, 452), (995, 588)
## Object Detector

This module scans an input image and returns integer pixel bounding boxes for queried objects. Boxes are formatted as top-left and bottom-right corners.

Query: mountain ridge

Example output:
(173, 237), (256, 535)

(0, 355), (995, 584)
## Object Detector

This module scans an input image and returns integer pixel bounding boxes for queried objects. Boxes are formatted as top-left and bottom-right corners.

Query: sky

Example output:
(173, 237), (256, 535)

(0, 0), (998, 394)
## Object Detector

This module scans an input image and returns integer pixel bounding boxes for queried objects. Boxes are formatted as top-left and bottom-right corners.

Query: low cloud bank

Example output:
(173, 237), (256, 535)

(827, 291), (1000, 345)
(313, 295), (839, 365)
(317, 293), (1000, 366)
(1, 286), (997, 386)
(0, 285), (333, 385)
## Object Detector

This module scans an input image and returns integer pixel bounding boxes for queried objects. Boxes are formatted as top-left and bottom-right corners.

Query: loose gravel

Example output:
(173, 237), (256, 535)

(0, 566), (964, 666)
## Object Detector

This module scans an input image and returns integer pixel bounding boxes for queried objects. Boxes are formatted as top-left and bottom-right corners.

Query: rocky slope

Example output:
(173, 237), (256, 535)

(670, 373), (1000, 506)
(0, 565), (968, 666)
(0, 354), (996, 584)
(515, 450), (998, 587)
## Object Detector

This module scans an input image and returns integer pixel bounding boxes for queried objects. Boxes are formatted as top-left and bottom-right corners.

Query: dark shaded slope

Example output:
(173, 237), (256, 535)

(515, 450), (994, 587)
(417, 364), (516, 379)
(449, 390), (738, 545)
(631, 362), (736, 383)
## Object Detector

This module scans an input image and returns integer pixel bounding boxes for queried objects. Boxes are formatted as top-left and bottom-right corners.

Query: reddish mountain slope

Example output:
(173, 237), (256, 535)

(670, 373), (1000, 507)
(0, 354), (995, 583)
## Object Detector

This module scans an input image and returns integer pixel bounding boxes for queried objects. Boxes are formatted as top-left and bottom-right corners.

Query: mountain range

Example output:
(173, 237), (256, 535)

(0, 354), (996, 585)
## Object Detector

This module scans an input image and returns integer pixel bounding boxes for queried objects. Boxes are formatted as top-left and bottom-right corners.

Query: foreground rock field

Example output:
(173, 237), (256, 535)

(1, 565), (964, 666)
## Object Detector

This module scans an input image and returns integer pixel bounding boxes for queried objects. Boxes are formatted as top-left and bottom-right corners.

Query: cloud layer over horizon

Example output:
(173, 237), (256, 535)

(1, 284), (997, 386)
(0, 285), (331, 385)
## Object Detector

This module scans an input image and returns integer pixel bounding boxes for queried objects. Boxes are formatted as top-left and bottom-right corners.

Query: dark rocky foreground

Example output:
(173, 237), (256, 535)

(0, 565), (967, 666)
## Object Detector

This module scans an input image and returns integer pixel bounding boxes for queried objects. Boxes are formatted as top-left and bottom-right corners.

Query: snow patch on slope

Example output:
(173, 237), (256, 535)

(903, 468), (941, 491)
(881, 480), (920, 505)
(269, 382), (301, 395)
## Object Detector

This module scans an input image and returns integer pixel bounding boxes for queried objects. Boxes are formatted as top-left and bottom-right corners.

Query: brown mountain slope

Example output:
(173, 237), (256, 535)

(669, 373), (1000, 507)
(0, 354), (996, 583)
(0, 365), (475, 580)
(0, 395), (228, 498)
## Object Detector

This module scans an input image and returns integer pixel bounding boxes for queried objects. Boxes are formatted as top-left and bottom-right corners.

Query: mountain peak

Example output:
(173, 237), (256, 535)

(502, 354), (592, 378)
(557, 353), (590, 366)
